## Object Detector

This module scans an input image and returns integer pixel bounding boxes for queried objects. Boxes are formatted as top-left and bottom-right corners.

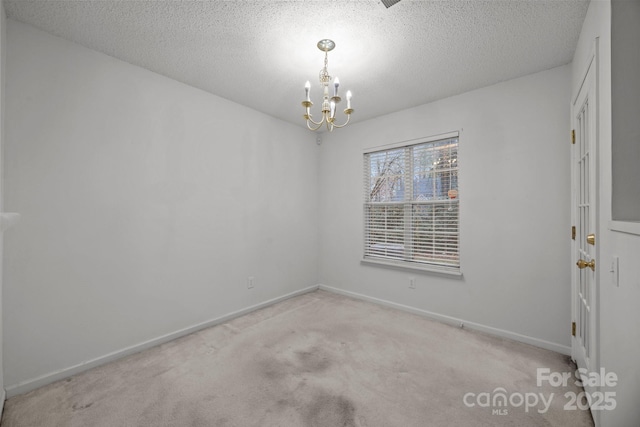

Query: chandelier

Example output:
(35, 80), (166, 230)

(302, 39), (353, 132)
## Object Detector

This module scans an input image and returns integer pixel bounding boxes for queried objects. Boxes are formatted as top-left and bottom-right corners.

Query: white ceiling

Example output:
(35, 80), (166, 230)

(3, 0), (590, 129)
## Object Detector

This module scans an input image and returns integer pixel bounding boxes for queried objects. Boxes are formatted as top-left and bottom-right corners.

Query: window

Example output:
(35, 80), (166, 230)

(363, 133), (460, 273)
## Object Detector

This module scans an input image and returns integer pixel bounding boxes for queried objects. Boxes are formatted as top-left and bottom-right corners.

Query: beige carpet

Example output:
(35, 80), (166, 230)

(1, 290), (594, 426)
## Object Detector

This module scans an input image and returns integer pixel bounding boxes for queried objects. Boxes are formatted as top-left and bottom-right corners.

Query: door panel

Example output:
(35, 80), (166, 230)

(571, 47), (598, 399)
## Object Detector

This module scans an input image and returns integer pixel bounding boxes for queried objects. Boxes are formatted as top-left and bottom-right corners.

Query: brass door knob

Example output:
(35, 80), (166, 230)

(576, 259), (596, 271)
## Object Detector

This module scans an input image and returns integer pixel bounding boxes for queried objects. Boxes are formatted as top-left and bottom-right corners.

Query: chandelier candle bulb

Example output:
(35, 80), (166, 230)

(334, 77), (340, 97)
(305, 81), (310, 101)
(330, 101), (336, 119)
(346, 90), (352, 109)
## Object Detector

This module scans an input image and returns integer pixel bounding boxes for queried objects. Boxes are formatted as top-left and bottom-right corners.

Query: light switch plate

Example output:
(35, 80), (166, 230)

(611, 256), (619, 287)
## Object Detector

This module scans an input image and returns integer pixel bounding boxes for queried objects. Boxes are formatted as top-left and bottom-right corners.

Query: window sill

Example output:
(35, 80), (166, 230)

(361, 257), (463, 277)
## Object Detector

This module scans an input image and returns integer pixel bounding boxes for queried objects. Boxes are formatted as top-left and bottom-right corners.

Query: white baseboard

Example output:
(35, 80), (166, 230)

(5, 285), (319, 398)
(318, 284), (571, 356)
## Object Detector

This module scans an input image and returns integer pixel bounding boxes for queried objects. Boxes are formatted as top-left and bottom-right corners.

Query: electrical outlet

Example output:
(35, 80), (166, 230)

(409, 277), (416, 289)
(247, 276), (254, 289)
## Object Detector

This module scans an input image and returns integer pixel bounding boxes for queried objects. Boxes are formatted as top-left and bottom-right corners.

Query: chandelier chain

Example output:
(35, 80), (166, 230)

(319, 51), (331, 84)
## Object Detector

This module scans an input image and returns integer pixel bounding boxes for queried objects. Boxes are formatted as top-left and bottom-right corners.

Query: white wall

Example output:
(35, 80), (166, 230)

(319, 65), (572, 352)
(573, 1), (640, 425)
(3, 20), (319, 393)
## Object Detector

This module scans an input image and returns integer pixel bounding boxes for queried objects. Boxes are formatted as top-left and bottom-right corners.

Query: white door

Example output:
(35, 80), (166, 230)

(571, 46), (598, 397)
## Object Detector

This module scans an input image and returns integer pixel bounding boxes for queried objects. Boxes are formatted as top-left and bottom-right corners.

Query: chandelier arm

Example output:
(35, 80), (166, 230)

(327, 113), (352, 129)
(306, 114), (325, 126)
(306, 119), (325, 131)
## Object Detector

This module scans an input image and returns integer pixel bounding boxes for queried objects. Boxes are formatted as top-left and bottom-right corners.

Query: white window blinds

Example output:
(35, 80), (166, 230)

(363, 135), (460, 271)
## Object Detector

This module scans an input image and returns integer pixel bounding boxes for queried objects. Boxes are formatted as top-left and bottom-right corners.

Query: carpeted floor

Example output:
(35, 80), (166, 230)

(1, 290), (594, 426)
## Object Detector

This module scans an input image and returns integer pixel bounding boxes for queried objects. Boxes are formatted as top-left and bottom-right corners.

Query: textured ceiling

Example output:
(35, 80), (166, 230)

(4, 0), (590, 129)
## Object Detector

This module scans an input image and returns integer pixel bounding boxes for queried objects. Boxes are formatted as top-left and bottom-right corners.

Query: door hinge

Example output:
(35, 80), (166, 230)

(571, 129), (575, 144)
(572, 321), (576, 336)
(571, 226), (576, 240)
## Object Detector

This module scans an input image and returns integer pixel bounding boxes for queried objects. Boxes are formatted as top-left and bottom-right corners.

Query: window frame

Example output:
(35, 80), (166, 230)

(361, 132), (462, 276)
